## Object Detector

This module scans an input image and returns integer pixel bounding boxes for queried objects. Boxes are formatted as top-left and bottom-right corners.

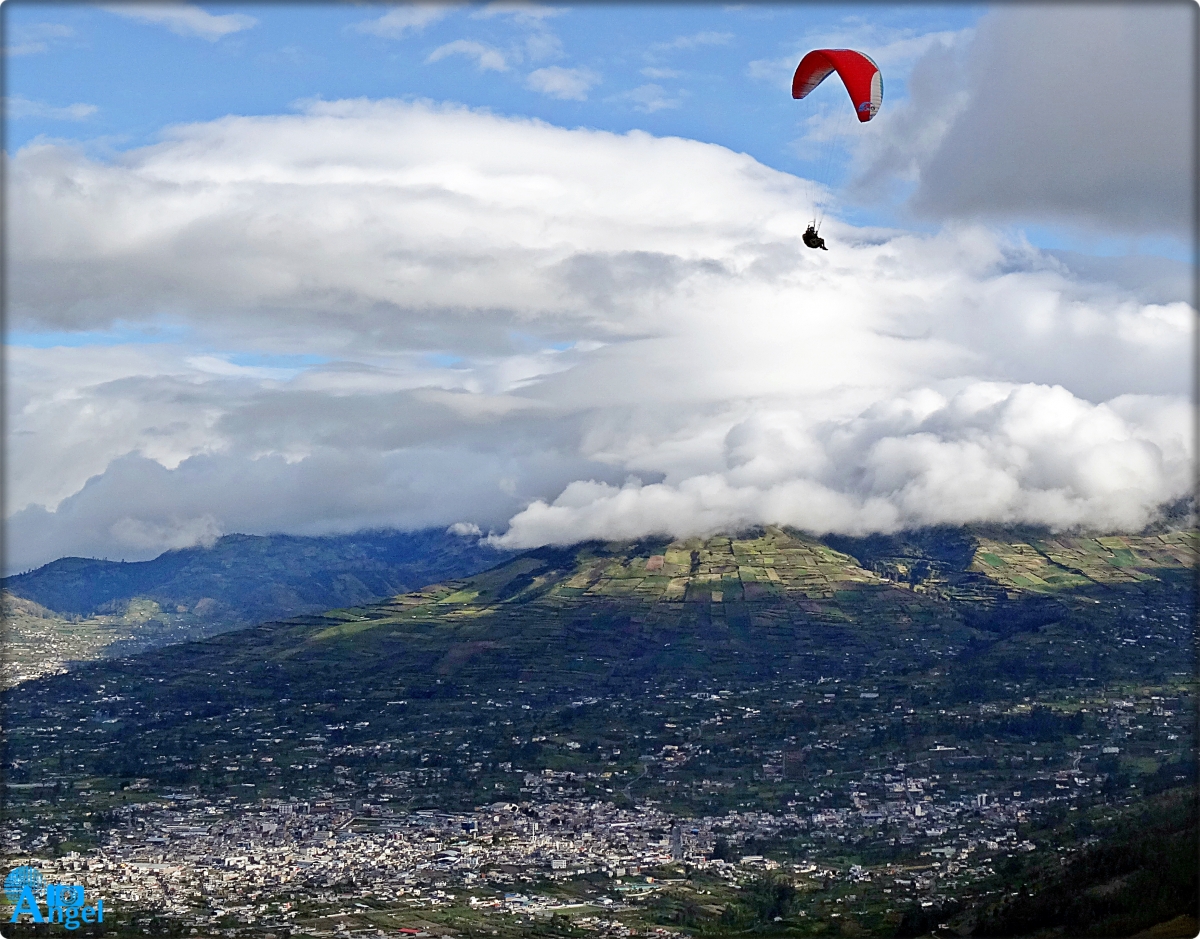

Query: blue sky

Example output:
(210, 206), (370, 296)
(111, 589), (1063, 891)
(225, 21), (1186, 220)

(5, 3), (1194, 569)
(9, 3), (978, 222)
(7, 4), (979, 144)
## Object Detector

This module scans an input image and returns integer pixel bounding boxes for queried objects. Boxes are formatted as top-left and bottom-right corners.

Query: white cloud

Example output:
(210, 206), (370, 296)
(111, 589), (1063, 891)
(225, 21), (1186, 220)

(526, 66), (599, 100)
(6, 22), (76, 56)
(616, 83), (686, 113)
(109, 513), (222, 552)
(6, 96), (98, 121)
(103, 3), (257, 41)
(468, 2), (563, 62)
(473, 3), (563, 24)
(6, 100), (1192, 569)
(352, 4), (456, 39)
(649, 31), (733, 54)
(426, 39), (508, 72)
(492, 384), (1192, 547)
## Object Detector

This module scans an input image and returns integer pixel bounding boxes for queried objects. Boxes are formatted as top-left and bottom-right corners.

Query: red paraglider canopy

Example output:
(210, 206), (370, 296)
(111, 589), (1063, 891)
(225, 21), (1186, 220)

(792, 49), (882, 122)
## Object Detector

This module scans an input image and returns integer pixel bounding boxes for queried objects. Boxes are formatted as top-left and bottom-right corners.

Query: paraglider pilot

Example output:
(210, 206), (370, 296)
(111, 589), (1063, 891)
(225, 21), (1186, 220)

(792, 48), (882, 255)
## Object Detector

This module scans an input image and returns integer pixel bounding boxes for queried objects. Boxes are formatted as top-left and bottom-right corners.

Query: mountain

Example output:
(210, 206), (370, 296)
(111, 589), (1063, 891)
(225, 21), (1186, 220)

(5, 528), (515, 617)
(2, 525), (1194, 936)
(2, 528), (514, 685)
(3, 525), (1192, 801)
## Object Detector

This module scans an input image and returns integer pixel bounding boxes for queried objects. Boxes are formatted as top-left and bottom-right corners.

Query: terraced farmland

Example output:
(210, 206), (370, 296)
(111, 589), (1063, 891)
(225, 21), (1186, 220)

(970, 530), (1197, 591)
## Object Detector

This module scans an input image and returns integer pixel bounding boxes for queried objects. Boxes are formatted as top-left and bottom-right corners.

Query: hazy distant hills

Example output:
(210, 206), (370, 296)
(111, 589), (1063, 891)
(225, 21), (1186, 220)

(6, 528), (513, 617)
(2, 528), (513, 686)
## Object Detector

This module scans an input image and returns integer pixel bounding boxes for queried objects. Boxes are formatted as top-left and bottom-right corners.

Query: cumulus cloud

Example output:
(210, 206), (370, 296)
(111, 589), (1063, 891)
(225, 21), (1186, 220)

(6, 100), (1193, 569)
(426, 39), (508, 71)
(526, 66), (599, 100)
(103, 3), (257, 41)
(492, 385), (1192, 548)
(858, 5), (1194, 235)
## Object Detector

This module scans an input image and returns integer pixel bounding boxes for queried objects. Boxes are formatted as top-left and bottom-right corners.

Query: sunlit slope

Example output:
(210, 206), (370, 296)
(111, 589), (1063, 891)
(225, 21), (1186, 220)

(261, 525), (1195, 687)
(1, 591), (235, 689)
(306, 527), (889, 642)
(969, 531), (1197, 592)
(240, 528), (971, 686)
(2, 592), (128, 688)
(378, 528), (875, 606)
(308, 527), (1196, 647)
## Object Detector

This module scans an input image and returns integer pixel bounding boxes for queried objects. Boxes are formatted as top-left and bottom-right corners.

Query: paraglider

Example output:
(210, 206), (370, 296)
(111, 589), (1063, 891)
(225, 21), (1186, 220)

(792, 49), (882, 248)
(792, 49), (882, 122)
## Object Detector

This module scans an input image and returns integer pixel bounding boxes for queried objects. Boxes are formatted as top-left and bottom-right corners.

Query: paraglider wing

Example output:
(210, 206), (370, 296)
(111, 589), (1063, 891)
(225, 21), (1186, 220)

(791, 49), (882, 122)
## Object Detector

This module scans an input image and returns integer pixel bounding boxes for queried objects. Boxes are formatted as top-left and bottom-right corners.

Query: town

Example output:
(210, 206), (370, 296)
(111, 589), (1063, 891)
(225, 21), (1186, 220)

(14, 775), (1074, 936)
(7, 671), (1192, 936)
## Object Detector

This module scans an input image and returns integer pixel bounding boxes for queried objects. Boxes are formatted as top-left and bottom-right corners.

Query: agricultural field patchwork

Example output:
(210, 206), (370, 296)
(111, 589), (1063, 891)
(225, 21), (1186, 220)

(970, 531), (1197, 591)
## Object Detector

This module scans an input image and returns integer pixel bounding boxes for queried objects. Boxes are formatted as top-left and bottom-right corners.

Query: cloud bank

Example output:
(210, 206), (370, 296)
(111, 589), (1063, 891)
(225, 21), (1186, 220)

(494, 386), (1192, 548)
(7, 96), (1193, 570)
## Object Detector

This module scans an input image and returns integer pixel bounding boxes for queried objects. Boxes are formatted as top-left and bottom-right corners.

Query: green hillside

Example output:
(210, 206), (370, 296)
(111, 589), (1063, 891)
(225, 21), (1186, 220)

(970, 787), (1198, 938)
(10, 525), (1187, 691)
(1, 525), (1194, 937)
(3, 526), (1193, 804)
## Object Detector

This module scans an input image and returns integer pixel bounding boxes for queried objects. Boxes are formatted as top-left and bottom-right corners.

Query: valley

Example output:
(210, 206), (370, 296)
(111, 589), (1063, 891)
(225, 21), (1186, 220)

(2, 525), (1195, 937)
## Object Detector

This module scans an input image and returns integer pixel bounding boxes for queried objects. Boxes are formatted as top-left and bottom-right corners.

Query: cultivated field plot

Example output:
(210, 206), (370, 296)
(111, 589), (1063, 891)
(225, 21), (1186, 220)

(970, 531), (1197, 591)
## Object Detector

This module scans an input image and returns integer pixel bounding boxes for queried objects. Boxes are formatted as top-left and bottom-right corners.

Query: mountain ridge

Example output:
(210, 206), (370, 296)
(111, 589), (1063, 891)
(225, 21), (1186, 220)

(4, 528), (515, 617)
(28, 522), (1184, 697)
(1, 527), (515, 687)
